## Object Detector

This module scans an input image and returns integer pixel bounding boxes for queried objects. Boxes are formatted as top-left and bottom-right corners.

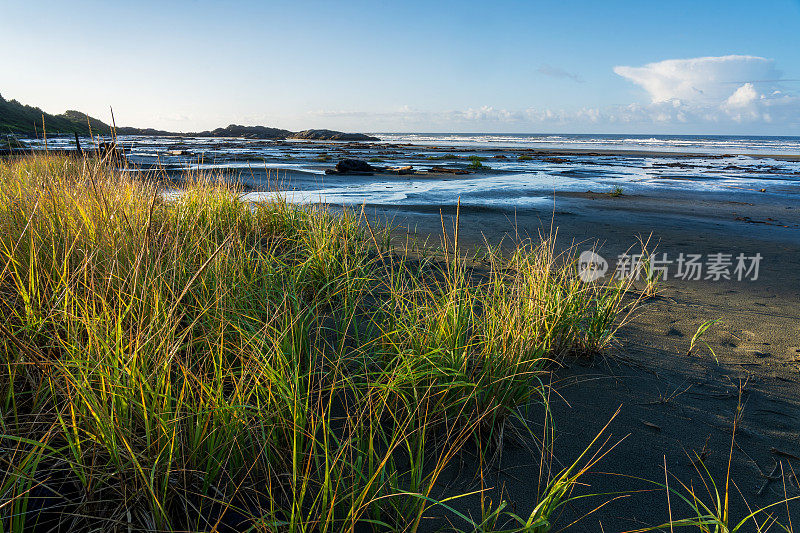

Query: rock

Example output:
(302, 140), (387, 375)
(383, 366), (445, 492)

(325, 159), (376, 175)
(290, 129), (379, 141)
(206, 125), (293, 139)
(114, 125), (379, 141)
(338, 159), (374, 172)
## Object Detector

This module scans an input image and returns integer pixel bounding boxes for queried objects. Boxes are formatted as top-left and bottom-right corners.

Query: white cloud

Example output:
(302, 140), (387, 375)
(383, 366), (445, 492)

(613, 55), (798, 126)
(725, 82), (759, 108)
(309, 56), (799, 132)
(613, 55), (779, 103)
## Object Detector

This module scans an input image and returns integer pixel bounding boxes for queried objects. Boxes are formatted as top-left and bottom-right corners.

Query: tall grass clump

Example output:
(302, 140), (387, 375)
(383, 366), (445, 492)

(0, 154), (636, 532)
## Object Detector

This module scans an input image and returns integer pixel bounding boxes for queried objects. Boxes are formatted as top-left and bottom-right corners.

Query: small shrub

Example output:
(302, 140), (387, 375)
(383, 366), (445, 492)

(468, 155), (487, 169)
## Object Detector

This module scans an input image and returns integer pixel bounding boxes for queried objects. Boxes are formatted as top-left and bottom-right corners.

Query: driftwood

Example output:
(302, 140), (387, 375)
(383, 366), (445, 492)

(97, 141), (125, 164)
(387, 165), (413, 175)
(426, 166), (471, 175)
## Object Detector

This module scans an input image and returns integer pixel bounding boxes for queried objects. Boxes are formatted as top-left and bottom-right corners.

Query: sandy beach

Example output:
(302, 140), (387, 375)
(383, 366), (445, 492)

(109, 136), (800, 527)
(363, 183), (800, 530)
(6, 2), (800, 529)
(3, 136), (799, 530)
(144, 136), (800, 528)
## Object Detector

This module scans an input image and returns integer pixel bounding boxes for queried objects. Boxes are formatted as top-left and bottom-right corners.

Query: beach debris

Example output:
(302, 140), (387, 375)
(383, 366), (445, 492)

(387, 165), (413, 175)
(689, 434), (712, 467)
(641, 420), (661, 431)
(426, 166), (471, 175)
(733, 215), (792, 227)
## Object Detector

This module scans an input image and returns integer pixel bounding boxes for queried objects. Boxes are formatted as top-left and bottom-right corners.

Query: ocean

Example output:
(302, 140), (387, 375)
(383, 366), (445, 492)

(372, 133), (800, 155)
(14, 133), (800, 209)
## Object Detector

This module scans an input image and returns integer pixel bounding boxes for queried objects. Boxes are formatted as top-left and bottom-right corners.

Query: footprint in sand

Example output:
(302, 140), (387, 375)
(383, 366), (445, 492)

(734, 342), (773, 358)
(666, 326), (684, 337)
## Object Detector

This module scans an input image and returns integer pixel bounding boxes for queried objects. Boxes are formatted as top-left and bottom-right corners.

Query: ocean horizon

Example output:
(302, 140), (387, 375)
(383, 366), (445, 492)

(370, 132), (800, 155)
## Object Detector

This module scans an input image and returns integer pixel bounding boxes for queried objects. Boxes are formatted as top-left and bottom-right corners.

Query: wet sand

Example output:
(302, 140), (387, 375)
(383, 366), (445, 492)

(365, 189), (800, 530)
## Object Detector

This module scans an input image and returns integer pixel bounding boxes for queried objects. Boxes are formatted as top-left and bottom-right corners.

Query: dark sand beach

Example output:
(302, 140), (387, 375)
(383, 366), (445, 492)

(4, 135), (799, 530)
(365, 184), (800, 530)
(135, 135), (800, 528)
(6, 1), (800, 529)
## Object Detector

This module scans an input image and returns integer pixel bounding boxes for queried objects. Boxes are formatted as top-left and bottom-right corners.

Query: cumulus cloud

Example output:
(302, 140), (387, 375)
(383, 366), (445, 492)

(613, 55), (799, 126)
(537, 65), (583, 83)
(613, 55), (778, 103)
(725, 82), (759, 108)
(310, 56), (798, 131)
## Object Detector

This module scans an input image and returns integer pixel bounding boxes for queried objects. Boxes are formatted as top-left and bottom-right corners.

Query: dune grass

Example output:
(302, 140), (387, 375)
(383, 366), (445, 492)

(0, 153), (721, 531)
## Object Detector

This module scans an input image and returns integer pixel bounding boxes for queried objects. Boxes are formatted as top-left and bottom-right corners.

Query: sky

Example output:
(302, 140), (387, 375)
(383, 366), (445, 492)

(2, 0), (799, 135)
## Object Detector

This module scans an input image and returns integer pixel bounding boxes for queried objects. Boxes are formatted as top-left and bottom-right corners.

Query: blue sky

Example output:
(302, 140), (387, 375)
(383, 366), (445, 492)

(2, 0), (799, 134)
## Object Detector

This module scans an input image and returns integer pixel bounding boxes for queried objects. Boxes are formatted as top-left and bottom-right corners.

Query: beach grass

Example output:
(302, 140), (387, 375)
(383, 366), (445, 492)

(1, 153), (765, 531)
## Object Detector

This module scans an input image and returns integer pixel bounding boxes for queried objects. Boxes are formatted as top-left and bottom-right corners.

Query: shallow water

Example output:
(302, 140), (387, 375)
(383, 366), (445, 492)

(14, 133), (800, 209)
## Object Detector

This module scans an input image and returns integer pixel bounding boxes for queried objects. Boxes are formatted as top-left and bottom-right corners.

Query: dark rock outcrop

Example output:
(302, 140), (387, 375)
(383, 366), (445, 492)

(202, 124), (293, 139)
(290, 129), (379, 141)
(325, 159), (376, 175)
(117, 125), (376, 141)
